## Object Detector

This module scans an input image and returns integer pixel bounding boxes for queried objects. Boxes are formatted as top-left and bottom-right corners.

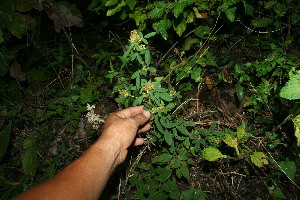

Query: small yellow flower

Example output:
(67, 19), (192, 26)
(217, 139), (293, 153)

(129, 30), (142, 44)
(170, 90), (176, 96)
(142, 82), (155, 93)
(119, 89), (129, 97)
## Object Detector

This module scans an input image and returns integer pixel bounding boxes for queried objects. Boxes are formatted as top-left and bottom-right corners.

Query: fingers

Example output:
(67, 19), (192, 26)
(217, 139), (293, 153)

(138, 123), (151, 133)
(115, 105), (145, 118)
(132, 111), (150, 127)
(133, 138), (145, 146)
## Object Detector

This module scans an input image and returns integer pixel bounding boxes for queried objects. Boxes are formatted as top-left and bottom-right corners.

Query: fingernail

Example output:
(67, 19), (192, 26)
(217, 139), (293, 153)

(143, 110), (151, 118)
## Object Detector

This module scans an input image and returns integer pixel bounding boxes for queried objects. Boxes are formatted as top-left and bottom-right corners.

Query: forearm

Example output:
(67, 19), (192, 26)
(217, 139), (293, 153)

(13, 139), (121, 200)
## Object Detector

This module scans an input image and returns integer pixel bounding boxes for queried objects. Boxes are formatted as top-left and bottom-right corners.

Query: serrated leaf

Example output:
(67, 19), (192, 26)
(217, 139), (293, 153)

(133, 96), (143, 106)
(144, 32), (156, 39)
(152, 153), (173, 164)
(201, 147), (227, 161)
(237, 126), (245, 140)
(156, 166), (172, 182)
(164, 130), (174, 146)
(173, 19), (186, 36)
(243, 2), (254, 16)
(280, 74), (300, 100)
(180, 166), (189, 180)
(22, 134), (37, 178)
(279, 160), (296, 181)
(222, 134), (239, 155)
(153, 18), (172, 40)
(250, 152), (269, 167)
(126, 0), (136, 10)
(148, 1), (166, 19)
(106, 1), (126, 16)
(159, 93), (173, 101)
(236, 84), (244, 102)
(163, 180), (180, 199)
(0, 123), (11, 162)
(182, 187), (206, 200)
(7, 14), (26, 39)
(224, 7), (237, 22)
(177, 126), (189, 135)
(194, 26), (210, 38)
(173, 0), (194, 18)
(155, 116), (164, 134)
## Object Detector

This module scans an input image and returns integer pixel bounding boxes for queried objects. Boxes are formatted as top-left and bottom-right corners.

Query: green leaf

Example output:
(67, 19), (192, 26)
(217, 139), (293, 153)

(7, 14), (26, 39)
(164, 130), (174, 146)
(182, 187), (206, 200)
(22, 134), (37, 179)
(155, 166), (172, 182)
(133, 96), (143, 106)
(159, 93), (173, 102)
(201, 147), (227, 161)
(173, 19), (186, 37)
(250, 152), (269, 167)
(173, 0), (194, 18)
(194, 26), (210, 39)
(279, 160), (297, 181)
(237, 126), (245, 140)
(224, 7), (237, 22)
(155, 116), (165, 134)
(144, 32), (156, 38)
(177, 126), (189, 135)
(105, 0), (118, 6)
(145, 49), (151, 66)
(148, 1), (166, 19)
(222, 134), (239, 155)
(153, 18), (172, 40)
(163, 180), (180, 199)
(106, 1), (126, 16)
(252, 17), (273, 27)
(180, 166), (189, 180)
(184, 37), (200, 51)
(0, 29), (4, 43)
(152, 153), (173, 164)
(126, 0), (136, 10)
(0, 123), (12, 162)
(236, 84), (244, 102)
(280, 74), (300, 100)
(243, 1), (254, 16)
(292, 114), (300, 147)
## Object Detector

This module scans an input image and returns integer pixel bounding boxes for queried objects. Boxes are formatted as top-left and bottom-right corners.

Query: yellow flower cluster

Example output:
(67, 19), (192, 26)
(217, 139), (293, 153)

(150, 106), (166, 113)
(129, 30), (146, 50)
(142, 82), (155, 93)
(119, 89), (129, 97)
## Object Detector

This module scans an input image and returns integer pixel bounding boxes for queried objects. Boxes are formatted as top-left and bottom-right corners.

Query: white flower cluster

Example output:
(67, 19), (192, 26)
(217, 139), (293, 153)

(85, 104), (104, 130)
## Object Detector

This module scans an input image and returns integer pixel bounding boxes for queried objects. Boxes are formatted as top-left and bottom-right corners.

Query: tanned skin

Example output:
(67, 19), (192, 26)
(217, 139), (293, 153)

(13, 105), (151, 200)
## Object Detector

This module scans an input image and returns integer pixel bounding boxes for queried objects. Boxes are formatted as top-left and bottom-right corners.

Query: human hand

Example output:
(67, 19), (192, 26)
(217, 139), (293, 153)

(98, 105), (151, 164)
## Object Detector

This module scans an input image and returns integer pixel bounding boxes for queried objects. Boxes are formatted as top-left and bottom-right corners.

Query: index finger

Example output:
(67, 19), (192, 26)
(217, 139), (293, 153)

(116, 105), (146, 118)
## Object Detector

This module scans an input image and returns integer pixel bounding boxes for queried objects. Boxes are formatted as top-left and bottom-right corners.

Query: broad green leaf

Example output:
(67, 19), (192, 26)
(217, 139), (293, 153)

(237, 126), (245, 140)
(7, 14), (26, 39)
(250, 152), (269, 167)
(280, 74), (300, 100)
(279, 160), (297, 181)
(153, 18), (172, 40)
(155, 166), (172, 182)
(148, 1), (166, 19)
(271, 186), (285, 199)
(243, 1), (254, 16)
(292, 114), (300, 147)
(133, 96), (143, 106)
(105, 0), (118, 6)
(252, 17), (272, 27)
(152, 153), (173, 164)
(126, 0), (136, 10)
(173, 0), (194, 18)
(184, 37), (199, 51)
(164, 130), (174, 146)
(194, 26), (210, 39)
(201, 147), (227, 161)
(180, 166), (189, 180)
(222, 134), (239, 155)
(159, 93), (173, 102)
(163, 180), (180, 199)
(145, 49), (151, 66)
(223, 7), (237, 22)
(177, 126), (189, 135)
(182, 187), (206, 200)
(22, 134), (37, 178)
(0, 123), (11, 162)
(173, 19), (186, 37)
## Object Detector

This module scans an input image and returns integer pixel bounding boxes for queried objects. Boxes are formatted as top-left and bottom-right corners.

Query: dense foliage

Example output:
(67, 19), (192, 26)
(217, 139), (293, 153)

(1, 0), (300, 199)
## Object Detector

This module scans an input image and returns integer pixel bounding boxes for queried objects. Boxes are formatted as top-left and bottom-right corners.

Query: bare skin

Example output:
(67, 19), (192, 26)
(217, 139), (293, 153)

(12, 105), (151, 200)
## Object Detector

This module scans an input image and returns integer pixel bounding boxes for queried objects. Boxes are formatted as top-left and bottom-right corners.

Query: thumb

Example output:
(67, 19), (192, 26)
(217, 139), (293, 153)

(132, 110), (150, 126)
